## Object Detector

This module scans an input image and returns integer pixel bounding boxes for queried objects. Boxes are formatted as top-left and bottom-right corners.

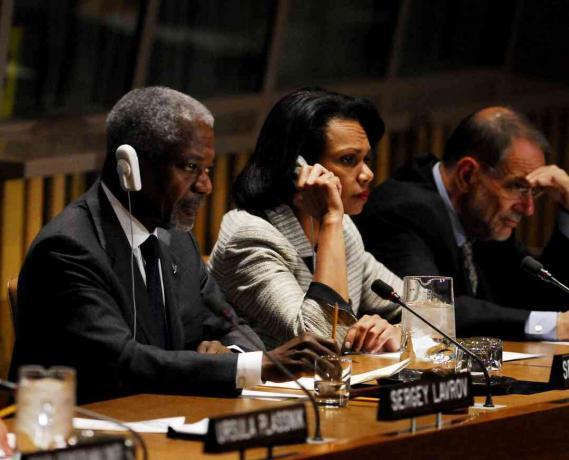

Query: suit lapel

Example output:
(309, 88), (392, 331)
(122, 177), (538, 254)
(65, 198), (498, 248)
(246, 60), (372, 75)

(85, 183), (159, 346)
(414, 157), (472, 296)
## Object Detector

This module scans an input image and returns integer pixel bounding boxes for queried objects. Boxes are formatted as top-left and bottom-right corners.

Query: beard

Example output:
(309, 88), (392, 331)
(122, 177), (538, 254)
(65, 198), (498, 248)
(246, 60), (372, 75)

(169, 194), (204, 232)
(459, 188), (521, 241)
(460, 191), (494, 240)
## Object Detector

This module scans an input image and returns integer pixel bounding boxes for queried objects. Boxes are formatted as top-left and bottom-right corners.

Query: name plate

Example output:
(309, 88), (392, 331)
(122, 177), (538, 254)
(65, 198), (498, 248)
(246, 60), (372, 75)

(378, 373), (473, 421)
(21, 437), (132, 460)
(549, 354), (569, 389)
(204, 403), (307, 453)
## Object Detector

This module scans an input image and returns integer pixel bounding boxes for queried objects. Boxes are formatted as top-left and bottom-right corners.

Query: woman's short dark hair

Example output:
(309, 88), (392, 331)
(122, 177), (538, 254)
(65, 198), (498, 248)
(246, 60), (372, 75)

(233, 88), (385, 213)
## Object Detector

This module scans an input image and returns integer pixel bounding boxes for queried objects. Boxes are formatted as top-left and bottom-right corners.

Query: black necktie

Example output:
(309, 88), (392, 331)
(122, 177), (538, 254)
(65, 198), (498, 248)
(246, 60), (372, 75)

(462, 240), (478, 296)
(140, 235), (168, 348)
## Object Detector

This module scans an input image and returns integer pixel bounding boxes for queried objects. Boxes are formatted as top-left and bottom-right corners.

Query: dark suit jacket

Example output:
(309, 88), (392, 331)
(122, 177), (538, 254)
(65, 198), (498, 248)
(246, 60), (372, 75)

(354, 154), (569, 339)
(10, 182), (264, 403)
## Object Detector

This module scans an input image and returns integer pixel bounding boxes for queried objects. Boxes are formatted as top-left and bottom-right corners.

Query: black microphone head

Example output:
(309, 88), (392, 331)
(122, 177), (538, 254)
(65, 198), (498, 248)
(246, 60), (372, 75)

(521, 255), (543, 276)
(371, 279), (396, 300)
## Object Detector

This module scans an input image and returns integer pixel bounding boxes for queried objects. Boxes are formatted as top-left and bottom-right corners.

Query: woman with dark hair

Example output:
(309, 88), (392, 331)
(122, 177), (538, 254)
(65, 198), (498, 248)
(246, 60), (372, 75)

(209, 88), (403, 351)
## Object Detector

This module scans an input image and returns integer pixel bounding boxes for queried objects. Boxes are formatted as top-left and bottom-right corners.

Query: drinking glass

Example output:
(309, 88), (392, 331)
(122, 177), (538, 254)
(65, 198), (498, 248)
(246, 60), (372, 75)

(401, 276), (456, 373)
(314, 355), (351, 408)
(15, 366), (76, 452)
(456, 337), (503, 377)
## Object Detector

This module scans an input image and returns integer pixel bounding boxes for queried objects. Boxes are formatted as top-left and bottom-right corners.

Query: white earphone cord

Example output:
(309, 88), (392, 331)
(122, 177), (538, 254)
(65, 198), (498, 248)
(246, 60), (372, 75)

(127, 191), (137, 340)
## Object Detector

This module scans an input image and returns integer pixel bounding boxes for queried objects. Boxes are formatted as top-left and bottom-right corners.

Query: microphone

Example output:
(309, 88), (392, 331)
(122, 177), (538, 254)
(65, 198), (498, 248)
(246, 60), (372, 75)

(203, 295), (324, 442)
(521, 256), (569, 295)
(371, 279), (494, 408)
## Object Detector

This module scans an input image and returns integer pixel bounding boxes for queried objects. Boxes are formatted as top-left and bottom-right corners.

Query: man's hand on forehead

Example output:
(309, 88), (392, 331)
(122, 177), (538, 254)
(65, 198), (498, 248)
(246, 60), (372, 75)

(526, 165), (569, 210)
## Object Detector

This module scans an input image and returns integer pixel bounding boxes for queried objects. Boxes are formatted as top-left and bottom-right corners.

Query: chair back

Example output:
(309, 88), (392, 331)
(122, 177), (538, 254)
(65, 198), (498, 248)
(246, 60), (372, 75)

(7, 277), (17, 330)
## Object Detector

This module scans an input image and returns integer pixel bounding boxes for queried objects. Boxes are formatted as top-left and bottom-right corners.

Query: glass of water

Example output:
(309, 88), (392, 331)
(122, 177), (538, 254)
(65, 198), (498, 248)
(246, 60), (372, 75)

(15, 366), (76, 453)
(314, 355), (351, 408)
(401, 276), (456, 373)
(456, 337), (503, 377)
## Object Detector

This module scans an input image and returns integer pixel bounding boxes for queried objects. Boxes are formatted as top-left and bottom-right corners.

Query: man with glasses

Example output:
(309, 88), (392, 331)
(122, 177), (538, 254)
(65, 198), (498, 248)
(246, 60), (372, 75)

(10, 87), (338, 403)
(355, 107), (569, 340)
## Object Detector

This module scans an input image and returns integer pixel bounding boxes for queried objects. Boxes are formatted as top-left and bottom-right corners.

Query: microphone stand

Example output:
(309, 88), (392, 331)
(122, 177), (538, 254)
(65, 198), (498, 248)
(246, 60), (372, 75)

(371, 280), (494, 408)
(0, 379), (148, 460)
(205, 298), (324, 442)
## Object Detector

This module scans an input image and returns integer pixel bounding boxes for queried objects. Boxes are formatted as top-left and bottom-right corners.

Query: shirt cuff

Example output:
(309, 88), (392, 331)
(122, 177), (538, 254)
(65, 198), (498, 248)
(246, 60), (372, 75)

(235, 351), (264, 389)
(525, 311), (559, 340)
(557, 208), (569, 238)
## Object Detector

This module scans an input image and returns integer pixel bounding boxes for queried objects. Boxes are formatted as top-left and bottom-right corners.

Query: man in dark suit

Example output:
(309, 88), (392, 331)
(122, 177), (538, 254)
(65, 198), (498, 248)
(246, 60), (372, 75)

(10, 87), (337, 403)
(355, 107), (569, 340)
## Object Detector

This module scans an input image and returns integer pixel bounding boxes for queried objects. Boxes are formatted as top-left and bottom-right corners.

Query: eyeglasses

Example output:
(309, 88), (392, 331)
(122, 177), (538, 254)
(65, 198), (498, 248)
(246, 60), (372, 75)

(500, 181), (544, 200)
(480, 164), (544, 200)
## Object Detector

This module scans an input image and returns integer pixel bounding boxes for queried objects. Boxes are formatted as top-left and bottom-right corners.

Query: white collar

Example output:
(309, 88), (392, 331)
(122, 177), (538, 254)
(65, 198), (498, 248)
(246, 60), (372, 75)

(101, 182), (154, 250)
(432, 162), (467, 247)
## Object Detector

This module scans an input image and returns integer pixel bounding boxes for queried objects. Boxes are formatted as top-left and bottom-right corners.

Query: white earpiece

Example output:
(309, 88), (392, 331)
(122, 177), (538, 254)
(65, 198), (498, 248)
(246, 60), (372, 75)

(115, 144), (142, 192)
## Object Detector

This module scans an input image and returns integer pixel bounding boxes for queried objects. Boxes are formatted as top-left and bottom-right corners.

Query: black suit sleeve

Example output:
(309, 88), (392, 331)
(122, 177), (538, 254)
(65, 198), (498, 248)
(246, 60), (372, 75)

(13, 235), (243, 403)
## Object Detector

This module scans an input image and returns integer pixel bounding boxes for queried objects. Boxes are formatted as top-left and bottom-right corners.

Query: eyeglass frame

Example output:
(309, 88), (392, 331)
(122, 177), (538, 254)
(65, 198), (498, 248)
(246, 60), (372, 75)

(478, 162), (545, 200)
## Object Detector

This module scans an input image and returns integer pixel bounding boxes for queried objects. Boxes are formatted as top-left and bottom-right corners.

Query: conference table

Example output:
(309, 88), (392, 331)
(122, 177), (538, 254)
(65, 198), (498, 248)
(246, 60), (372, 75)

(83, 341), (569, 459)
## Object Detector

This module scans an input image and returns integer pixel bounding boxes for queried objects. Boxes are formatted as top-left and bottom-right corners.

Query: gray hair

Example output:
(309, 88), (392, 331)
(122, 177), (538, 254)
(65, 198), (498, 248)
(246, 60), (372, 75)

(105, 86), (213, 164)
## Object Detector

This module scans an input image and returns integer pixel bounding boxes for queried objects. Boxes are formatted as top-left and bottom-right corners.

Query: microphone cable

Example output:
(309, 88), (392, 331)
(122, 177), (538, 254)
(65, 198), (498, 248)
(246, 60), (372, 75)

(127, 191), (137, 341)
(203, 297), (325, 442)
(0, 379), (148, 460)
(74, 406), (148, 460)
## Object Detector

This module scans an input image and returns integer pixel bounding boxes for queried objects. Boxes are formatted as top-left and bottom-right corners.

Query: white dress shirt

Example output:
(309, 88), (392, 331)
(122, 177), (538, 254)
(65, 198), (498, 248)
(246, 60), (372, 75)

(101, 182), (263, 388)
(432, 163), (561, 340)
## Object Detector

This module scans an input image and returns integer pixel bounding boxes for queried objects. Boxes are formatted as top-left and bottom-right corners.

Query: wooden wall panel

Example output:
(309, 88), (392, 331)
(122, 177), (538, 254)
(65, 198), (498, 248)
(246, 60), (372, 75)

(0, 179), (24, 377)
(210, 154), (229, 246)
(24, 177), (43, 251)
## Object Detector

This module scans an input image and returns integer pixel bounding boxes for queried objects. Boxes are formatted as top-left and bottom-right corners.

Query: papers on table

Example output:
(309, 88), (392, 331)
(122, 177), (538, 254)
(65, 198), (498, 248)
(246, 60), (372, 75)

(168, 418), (210, 436)
(241, 389), (308, 400)
(503, 351), (544, 362)
(258, 358), (410, 391)
(73, 416), (185, 433)
(74, 415), (212, 437)
(351, 359), (410, 385)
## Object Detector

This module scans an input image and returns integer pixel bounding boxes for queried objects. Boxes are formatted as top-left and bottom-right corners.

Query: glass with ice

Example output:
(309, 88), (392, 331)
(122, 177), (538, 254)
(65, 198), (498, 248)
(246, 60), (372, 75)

(314, 355), (352, 408)
(15, 366), (76, 452)
(401, 276), (455, 373)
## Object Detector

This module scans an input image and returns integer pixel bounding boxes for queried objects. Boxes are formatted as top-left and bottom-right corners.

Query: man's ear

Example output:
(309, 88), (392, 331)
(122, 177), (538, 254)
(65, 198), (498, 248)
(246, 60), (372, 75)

(455, 157), (480, 192)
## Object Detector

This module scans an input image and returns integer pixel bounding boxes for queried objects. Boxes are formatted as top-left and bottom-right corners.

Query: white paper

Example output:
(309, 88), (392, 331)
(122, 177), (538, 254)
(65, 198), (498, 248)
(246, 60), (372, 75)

(241, 389), (308, 399)
(472, 402), (506, 411)
(259, 358), (410, 390)
(73, 416), (185, 433)
(259, 377), (314, 391)
(169, 418), (210, 435)
(351, 359), (410, 385)
(502, 351), (543, 362)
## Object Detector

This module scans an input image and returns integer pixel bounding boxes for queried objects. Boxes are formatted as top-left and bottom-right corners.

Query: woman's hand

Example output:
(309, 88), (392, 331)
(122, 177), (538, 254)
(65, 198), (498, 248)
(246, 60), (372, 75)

(0, 420), (12, 457)
(343, 315), (401, 353)
(293, 163), (343, 222)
